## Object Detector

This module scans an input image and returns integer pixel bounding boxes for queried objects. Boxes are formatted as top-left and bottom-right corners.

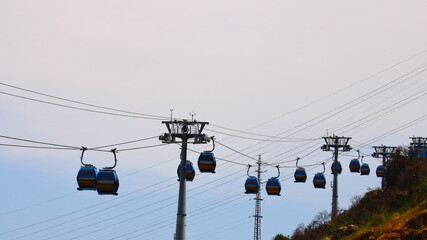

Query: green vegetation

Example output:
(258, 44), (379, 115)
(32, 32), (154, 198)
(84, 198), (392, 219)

(273, 233), (290, 240)
(274, 146), (427, 240)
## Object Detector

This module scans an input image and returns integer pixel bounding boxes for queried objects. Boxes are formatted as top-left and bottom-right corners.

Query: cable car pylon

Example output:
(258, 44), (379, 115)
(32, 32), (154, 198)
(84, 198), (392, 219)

(372, 145), (396, 189)
(159, 118), (209, 240)
(409, 136), (427, 158)
(321, 135), (351, 220)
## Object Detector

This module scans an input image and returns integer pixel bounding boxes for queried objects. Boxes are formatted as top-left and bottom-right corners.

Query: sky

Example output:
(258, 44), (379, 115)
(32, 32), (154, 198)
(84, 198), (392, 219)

(1, 1), (427, 239)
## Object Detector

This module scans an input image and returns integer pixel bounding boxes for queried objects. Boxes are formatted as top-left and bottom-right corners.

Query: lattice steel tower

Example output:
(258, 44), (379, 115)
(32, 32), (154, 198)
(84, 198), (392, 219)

(253, 156), (263, 240)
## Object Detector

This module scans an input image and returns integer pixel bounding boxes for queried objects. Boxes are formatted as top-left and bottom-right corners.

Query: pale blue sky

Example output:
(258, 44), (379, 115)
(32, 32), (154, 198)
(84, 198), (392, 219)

(1, 1), (427, 239)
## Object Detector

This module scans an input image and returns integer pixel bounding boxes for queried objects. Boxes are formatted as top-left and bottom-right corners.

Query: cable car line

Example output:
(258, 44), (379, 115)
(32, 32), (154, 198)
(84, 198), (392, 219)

(135, 164), (312, 239)
(191, 217), (252, 240)
(122, 218), (176, 240)
(222, 60), (427, 144)
(11, 177), (178, 240)
(357, 114), (427, 149)
(263, 63), (427, 141)
(0, 82), (169, 120)
(64, 188), (198, 240)
(0, 157), (177, 219)
(0, 90), (166, 120)
(121, 194), (247, 240)
(65, 176), (248, 240)
(205, 128), (317, 142)
(0, 143), (77, 150)
(45, 199), (179, 240)
(187, 204), (253, 239)
(335, 87), (427, 135)
(186, 71), (425, 170)
(0, 133), (170, 153)
(208, 124), (305, 139)
(191, 136), (323, 172)
(95, 172), (248, 238)
(327, 76), (426, 132)
(101, 174), (247, 239)
(36, 177), (183, 238)
(336, 73), (427, 127)
(277, 162), (326, 169)
(260, 79), (427, 168)
(261, 143), (320, 167)
(0, 192), (78, 217)
(186, 147), (248, 166)
(341, 93), (427, 136)
(253, 139), (324, 170)
(200, 73), (424, 171)
(207, 49), (427, 137)
(33, 178), (179, 239)
(89, 135), (159, 149)
(267, 139), (323, 164)
(0, 174), (179, 237)
(81, 159), (320, 238)
(204, 90), (422, 171)
(215, 140), (258, 161)
(123, 190), (248, 239)
(0, 134), (81, 150)
(117, 143), (169, 152)
(31, 171), (245, 239)
(265, 141), (323, 165)
(37, 164), (244, 237)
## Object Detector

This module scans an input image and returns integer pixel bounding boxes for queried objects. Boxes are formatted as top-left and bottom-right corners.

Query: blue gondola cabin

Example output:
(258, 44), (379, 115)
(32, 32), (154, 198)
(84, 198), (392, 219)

(245, 177), (260, 194)
(177, 161), (196, 181)
(266, 178), (281, 196)
(294, 168), (307, 183)
(198, 152), (216, 173)
(77, 165), (97, 191)
(96, 169), (119, 195)
(313, 173), (326, 189)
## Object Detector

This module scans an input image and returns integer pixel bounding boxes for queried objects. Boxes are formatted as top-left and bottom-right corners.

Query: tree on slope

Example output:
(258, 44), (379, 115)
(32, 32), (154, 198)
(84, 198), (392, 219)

(273, 233), (290, 240)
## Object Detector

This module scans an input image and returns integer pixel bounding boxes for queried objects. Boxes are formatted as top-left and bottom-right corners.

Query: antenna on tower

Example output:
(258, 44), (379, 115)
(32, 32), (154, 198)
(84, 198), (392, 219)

(170, 109), (174, 121)
(190, 112), (196, 121)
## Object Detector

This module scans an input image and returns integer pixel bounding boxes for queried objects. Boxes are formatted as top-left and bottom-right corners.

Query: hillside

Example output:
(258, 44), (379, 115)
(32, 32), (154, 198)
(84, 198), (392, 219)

(280, 147), (427, 240)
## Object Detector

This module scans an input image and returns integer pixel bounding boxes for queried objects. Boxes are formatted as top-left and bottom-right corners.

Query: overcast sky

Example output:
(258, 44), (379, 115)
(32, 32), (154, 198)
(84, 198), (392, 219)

(1, 1), (427, 239)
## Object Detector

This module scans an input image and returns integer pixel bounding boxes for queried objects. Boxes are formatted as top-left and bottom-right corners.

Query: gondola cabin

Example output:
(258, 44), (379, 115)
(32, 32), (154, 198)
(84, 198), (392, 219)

(376, 165), (386, 177)
(177, 161), (195, 181)
(265, 178), (281, 196)
(331, 161), (342, 174)
(360, 163), (370, 175)
(349, 159), (361, 173)
(245, 177), (259, 194)
(313, 173), (326, 189)
(96, 169), (119, 195)
(198, 152), (216, 173)
(294, 168), (307, 183)
(77, 165), (97, 191)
